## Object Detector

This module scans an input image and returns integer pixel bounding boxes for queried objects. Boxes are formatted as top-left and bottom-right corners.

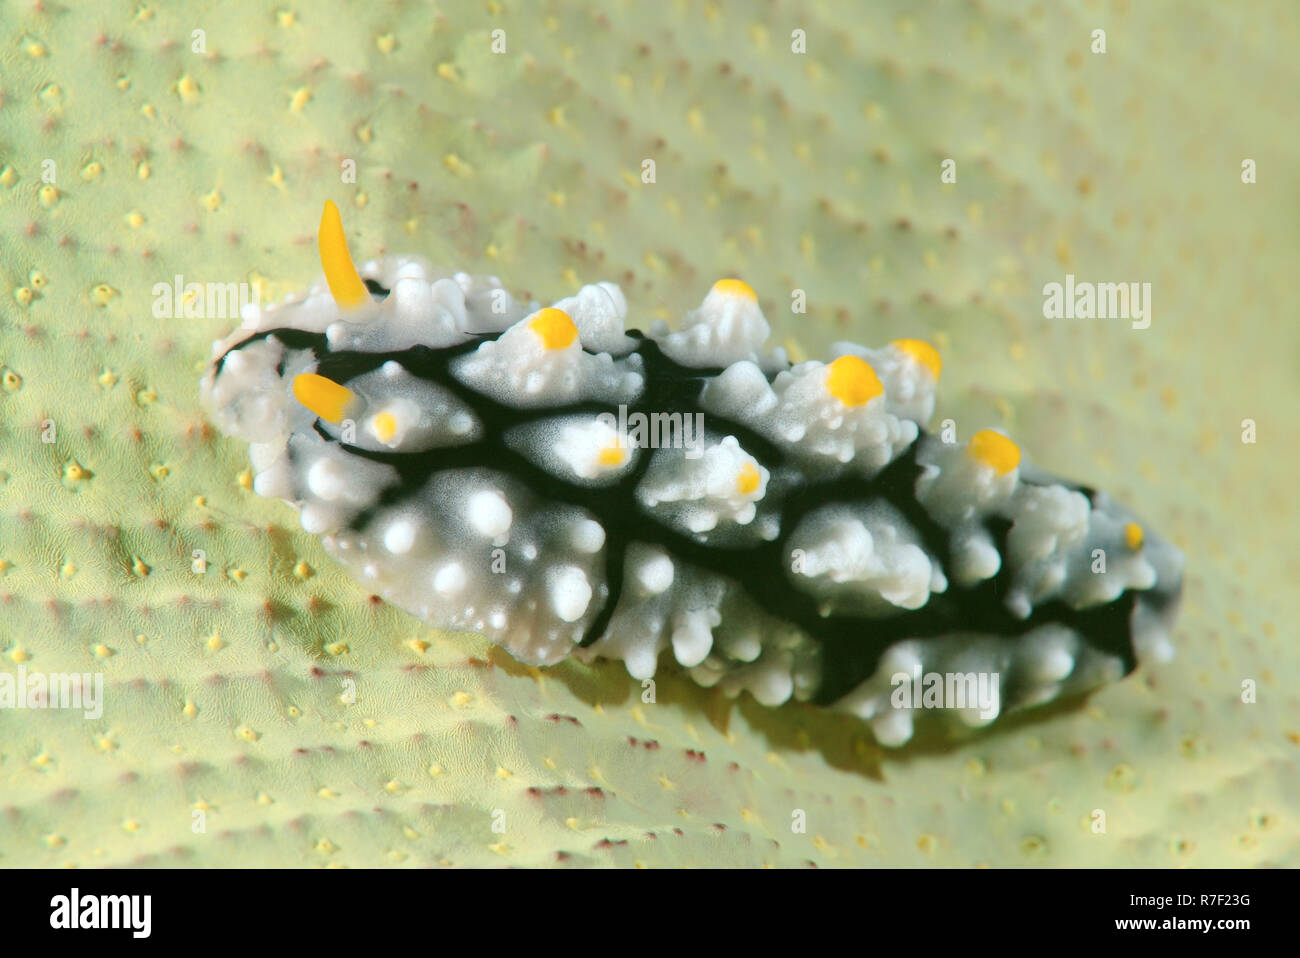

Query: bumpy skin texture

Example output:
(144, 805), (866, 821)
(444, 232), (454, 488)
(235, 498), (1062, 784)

(203, 262), (1183, 748)
(0, 0), (1297, 867)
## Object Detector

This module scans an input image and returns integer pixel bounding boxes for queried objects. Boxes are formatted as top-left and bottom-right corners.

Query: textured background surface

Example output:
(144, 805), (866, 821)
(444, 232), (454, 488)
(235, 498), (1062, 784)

(0, 0), (1296, 866)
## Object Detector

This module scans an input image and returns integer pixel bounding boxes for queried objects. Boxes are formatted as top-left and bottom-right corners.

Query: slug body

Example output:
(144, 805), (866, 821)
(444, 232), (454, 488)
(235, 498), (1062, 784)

(200, 203), (1183, 746)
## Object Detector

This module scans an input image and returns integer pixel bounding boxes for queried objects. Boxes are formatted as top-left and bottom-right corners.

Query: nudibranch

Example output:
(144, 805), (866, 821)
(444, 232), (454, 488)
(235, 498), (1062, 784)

(200, 202), (1184, 746)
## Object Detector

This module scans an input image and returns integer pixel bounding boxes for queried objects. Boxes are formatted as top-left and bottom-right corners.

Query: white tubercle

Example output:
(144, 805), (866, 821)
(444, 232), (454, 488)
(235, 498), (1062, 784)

(450, 306), (643, 407)
(636, 436), (769, 534)
(657, 279), (772, 367)
(787, 503), (936, 612)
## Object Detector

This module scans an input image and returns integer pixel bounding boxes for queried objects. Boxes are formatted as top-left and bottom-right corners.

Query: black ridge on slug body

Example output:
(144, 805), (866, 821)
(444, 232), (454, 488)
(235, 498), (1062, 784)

(219, 328), (1151, 708)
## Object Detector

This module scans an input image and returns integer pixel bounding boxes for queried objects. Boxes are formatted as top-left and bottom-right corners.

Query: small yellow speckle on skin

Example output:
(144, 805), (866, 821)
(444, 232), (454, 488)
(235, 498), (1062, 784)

(293, 560), (313, 580)
(495, 766), (512, 779)
(436, 63), (459, 83)
(450, 691), (474, 709)
(80, 161), (103, 182)
(137, 161), (150, 180)
(968, 430), (1021, 475)
(14, 287), (33, 307)
(442, 153), (473, 178)
(289, 87), (312, 113)
(406, 638), (429, 654)
(90, 285), (118, 307)
(317, 788), (339, 800)
(131, 556), (151, 577)
(376, 33), (396, 53)
(135, 386), (157, 406)
(182, 700), (198, 718)
(8, 645), (30, 662)
(1124, 522), (1144, 550)
(29, 270), (46, 290)
(201, 189), (222, 212)
(736, 461), (761, 495)
(237, 726), (260, 742)
(61, 562), (78, 580)
(176, 74), (201, 104)
(205, 632), (226, 652)
(38, 185), (60, 208)
(63, 460), (91, 484)
(326, 641), (348, 655)
(0, 166), (17, 187)
(226, 567), (246, 583)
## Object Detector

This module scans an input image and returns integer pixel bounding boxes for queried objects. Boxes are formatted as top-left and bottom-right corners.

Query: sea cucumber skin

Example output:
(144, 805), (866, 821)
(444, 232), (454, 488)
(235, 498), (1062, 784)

(201, 255), (1183, 747)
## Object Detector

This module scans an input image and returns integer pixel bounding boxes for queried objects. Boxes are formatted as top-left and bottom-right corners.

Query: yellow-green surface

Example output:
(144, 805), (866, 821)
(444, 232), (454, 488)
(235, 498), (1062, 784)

(0, 0), (1296, 866)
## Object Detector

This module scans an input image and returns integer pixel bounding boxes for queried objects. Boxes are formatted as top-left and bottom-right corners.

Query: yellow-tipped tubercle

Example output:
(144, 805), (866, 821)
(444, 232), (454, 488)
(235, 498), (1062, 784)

(597, 442), (627, 467)
(318, 200), (369, 309)
(1124, 522), (1144, 550)
(968, 429), (1021, 475)
(736, 462), (761, 495)
(529, 307), (579, 350)
(711, 278), (757, 301)
(891, 338), (942, 380)
(826, 355), (884, 408)
(293, 373), (358, 425)
(372, 411), (398, 443)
